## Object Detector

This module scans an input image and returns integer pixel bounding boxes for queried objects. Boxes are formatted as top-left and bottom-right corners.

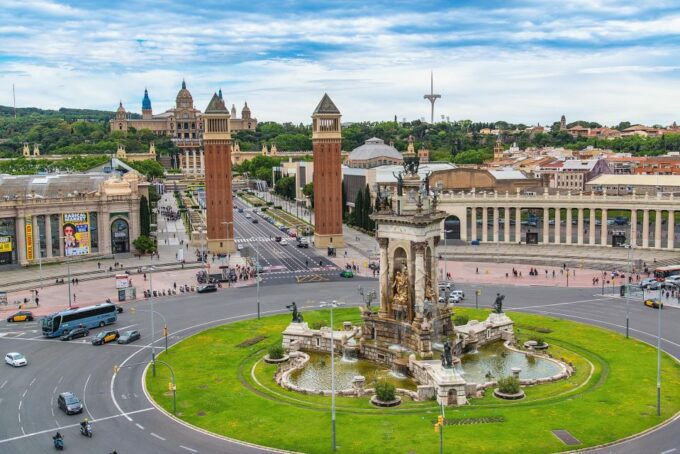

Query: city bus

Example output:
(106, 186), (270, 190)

(654, 265), (680, 279)
(41, 303), (117, 338)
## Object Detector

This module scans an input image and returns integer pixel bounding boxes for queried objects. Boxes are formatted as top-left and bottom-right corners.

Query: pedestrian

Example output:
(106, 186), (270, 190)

(35, 297), (39, 307)
(75, 278), (79, 285)
(97, 261), (101, 269)
(173, 282), (177, 290)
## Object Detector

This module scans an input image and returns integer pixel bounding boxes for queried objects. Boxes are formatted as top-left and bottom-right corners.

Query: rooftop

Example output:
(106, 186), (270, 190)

(348, 137), (403, 162)
(587, 174), (680, 187)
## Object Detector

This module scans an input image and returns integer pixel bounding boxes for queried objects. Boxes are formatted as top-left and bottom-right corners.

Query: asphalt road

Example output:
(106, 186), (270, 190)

(1, 277), (678, 453)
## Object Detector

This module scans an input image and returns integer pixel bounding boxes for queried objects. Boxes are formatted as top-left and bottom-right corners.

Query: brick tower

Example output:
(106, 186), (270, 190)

(203, 93), (235, 253)
(312, 93), (344, 249)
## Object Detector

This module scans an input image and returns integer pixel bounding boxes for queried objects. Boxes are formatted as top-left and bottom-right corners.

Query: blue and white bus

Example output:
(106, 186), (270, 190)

(41, 303), (117, 338)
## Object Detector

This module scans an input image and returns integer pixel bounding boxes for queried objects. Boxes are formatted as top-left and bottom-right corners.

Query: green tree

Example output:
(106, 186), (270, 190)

(362, 184), (373, 231)
(274, 176), (296, 200)
(132, 235), (157, 255)
(302, 182), (314, 208)
(140, 195), (151, 236)
(352, 189), (364, 229)
(125, 159), (165, 179)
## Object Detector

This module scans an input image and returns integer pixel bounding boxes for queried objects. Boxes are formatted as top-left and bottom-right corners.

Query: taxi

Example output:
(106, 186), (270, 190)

(643, 299), (663, 309)
(91, 329), (120, 345)
(6, 311), (34, 323)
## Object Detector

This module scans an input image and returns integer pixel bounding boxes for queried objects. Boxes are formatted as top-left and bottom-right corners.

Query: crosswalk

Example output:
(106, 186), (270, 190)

(235, 237), (274, 243)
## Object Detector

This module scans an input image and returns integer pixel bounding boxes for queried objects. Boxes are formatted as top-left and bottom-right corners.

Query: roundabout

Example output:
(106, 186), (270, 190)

(145, 307), (680, 454)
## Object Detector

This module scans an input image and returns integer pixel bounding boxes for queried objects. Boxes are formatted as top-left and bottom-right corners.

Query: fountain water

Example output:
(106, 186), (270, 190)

(342, 338), (359, 363)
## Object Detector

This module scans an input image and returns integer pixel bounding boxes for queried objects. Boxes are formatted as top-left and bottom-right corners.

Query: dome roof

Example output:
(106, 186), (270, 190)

(242, 101), (250, 113)
(175, 80), (193, 107)
(348, 137), (403, 162)
(116, 101), (126, 113)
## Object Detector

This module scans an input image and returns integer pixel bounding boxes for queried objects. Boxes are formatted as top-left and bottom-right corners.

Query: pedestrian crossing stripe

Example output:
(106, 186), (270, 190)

(235, 237), (274, 243)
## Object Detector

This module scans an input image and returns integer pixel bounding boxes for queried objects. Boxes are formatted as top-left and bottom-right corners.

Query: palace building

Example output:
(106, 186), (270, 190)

(110, 81), (257, 173)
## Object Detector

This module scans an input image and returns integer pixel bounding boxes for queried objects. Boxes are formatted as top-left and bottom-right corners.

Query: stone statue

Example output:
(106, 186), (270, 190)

(403, 156), (420, 176)
(392, 171), (404, 196)
(391, 267), (410, 310)
(286, 301), (303, 323)
(493, 293), (505, 314)
(441, 340), (453, 368)
(423, 171), (431, 194)
(425, 275), (436, 303)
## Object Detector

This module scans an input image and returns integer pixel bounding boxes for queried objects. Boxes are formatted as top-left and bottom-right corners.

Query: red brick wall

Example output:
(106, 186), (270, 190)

(313, 139), (343, 235)
(204, 141), (234, 240)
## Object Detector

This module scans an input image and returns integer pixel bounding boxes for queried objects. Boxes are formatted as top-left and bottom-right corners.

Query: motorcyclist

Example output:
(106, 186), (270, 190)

(80, 418), (90, 435)
(53, 432), (62, 440)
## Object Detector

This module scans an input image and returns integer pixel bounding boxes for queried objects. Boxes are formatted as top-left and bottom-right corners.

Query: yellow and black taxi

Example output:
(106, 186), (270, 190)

(6, 311), (34, 323)
(644, 299), (663, 309)
(91, 329), (120, 345)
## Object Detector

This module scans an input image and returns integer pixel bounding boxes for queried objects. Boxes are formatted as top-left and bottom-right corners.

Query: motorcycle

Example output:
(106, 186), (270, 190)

(80, 422), (92, 438)
(52, 434), (64, 450)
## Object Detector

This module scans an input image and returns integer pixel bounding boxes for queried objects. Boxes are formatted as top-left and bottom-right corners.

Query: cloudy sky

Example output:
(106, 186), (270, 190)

(1, 0), (680, 125)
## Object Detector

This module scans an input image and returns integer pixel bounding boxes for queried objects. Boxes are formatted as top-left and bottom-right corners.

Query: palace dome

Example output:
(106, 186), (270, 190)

(175, 80), (193, 108)
(348, 137), (403, 162)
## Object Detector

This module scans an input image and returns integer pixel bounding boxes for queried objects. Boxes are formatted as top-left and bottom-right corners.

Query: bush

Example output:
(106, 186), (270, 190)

(453, 315), (469, 326)
(132, 235), (157, 254)
(497, 376), (520, 394)
(375, 381), (396, 402)
(530, 336), (544, 345)
(268, 344), (285, 360)
(310, 321), (324, 330)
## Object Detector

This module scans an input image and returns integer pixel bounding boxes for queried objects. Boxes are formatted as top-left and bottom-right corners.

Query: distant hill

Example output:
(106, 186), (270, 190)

(0, 105), (141, 121)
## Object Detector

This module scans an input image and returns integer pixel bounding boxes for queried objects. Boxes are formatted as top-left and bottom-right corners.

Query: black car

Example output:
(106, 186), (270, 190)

(118, 330), (141, 344)
(57, 392), (83, 415)
(115, 305), (124, 313)
(61, 327), (89, 341)
(197, 284), (217, 293)
(252, 218), (259, 224)
(91, 330), (119, 345)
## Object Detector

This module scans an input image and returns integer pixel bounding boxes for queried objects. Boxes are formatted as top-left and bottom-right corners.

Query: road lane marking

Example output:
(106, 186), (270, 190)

(21, 389), (27, 398)
(83, 374), (95, 420)
(28, 377), (36, 387)
(0, 380), (7, 389)
(17, 412), (20, 422)
(511, 298), (609, 310)
(661, 449), (677, 454)
(0, 407), (154, 444)
(150, 432), (166, 441)
(180, 446), (198, 452)
(135, 423), (144, 430)
(58, 376), (63, 384)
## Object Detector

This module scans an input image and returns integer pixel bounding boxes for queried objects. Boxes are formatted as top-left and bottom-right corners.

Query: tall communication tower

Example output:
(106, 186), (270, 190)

(423, 71), (441, 124)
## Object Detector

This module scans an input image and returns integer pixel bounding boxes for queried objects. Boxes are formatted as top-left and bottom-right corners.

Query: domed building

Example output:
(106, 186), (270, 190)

(109, 80), (258, 173)
(346, 137), (403, 169)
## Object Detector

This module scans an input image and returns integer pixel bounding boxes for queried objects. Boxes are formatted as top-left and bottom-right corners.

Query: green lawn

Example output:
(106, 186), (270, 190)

(146, 308), (680, 454)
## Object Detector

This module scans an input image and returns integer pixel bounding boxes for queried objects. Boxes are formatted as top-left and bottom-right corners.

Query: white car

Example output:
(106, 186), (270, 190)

(5, 352), (27, 367)
(451, 290), (465, 300)
(280, 239), (288, 246)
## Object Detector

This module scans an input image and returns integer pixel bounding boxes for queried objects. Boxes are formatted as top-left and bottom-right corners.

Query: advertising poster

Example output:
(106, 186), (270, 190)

(0, 236), (12, 253)
(63, 212), (90, 256)
(25, 217), (34, 261)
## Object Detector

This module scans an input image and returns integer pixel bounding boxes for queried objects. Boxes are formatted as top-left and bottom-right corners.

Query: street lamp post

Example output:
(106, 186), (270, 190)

(656, 293), (662, 416)
(143, 266), (156, 376)
(443, 229), (453, 281)
(320, 300), (344, 451)
(59, 236), (73, 308)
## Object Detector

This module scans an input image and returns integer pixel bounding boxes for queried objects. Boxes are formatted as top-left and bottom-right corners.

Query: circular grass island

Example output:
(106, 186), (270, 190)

(146, 307), (680, 454)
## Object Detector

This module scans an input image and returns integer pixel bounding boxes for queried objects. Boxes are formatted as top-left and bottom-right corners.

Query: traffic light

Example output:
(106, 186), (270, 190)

(475, 289), (481, 296)
(434, 423), (440, 433)
(163, 325), (168, 337)
(113, 365), (120, 374)
(437, 415), (444, 425)
(168, 382), (176, 391)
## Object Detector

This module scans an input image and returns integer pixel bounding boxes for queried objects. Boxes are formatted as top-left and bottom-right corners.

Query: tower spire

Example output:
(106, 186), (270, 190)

(423, 70), (441, 124)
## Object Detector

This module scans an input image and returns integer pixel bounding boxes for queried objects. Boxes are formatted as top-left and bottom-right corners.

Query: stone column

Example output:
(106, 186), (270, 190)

(630, 209), (637, 247)
(192, 150), (197, 173)
(482, 208), (488, 242)
(554, 208), (561, 245)
(642, 209), (649, 248)
(600, 209), (608, 246)
(414, 242), (426, 320)
(45, 214), (53, 258)
(515, 207), (521, 243)
(589, 209), (596, 245)
(655, 210), (662, 249)
(32, 215), (40, 259)
(566, 208), (572, 245)
(668, 211), (675, 249)
(378, 238), (389, 317)
(577, 208), (584, 245)
(543, 207), (549, 244)
(58, 214), (65, 257)
(504, 207), (511, 243)
(184, 150), (190, 173)
(99, 209), (111, 255)
(200, 150), (205, 174)
(16, 215), (26, 264)
(492, 207), (499, 242)
(470, 208), (477, 241)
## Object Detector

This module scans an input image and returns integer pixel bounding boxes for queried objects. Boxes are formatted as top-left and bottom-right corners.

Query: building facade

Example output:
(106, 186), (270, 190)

(0, 172), (147, 267)
(111, 82), (257, 175)
(312, 94), (344, 249)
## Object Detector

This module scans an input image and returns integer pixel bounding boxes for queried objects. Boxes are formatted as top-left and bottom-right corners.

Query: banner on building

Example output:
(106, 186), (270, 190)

(63, 212), (90, 256)
(25, 217), (34, 261)
(0, 236), (12, 253)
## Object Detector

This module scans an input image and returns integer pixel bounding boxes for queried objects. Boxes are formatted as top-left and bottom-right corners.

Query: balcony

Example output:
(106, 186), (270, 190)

(172, 138), (202, 147)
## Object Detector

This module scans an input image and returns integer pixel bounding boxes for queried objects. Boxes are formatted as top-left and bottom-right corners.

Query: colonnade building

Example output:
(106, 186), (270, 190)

(0, 172), (147, 267)
(437, 188), (679, 250)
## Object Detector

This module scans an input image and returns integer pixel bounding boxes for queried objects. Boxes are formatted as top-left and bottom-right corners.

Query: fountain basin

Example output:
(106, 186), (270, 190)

(370, 395), (402, 407)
